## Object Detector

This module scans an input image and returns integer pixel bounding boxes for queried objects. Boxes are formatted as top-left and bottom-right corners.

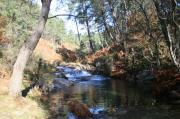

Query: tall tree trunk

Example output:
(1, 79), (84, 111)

(97, 28), (104, 48)
(85, 20), (95, 53)
(137, 1), (161, 67)
(107, 0), (121, 41)
(103, 32), (109, 47)
(75, 18), (81, 46)
(122, 0), (129, 64)
(103, 19), (114, 42)
(101, 10), (115, 41)
(153, 0), (180, 71)
(167, 25), (180, 71)
(9, 0), (52, 97)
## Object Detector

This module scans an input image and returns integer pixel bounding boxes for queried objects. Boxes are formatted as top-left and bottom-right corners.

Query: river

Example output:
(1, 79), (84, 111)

(47, 65), (180, 119)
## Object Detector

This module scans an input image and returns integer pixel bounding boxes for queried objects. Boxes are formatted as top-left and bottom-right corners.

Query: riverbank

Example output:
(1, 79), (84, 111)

(0, 78), (48, 119)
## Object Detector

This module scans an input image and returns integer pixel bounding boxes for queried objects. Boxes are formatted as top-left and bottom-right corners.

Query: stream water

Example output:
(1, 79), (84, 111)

(50, 66), (180, 119)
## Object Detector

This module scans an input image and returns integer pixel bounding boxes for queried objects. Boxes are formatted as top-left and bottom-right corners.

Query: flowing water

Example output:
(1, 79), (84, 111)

(50, 66), (180, 119)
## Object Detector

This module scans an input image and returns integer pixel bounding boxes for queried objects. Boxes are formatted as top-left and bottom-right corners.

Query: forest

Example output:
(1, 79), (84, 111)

(0, 0), (180, 119)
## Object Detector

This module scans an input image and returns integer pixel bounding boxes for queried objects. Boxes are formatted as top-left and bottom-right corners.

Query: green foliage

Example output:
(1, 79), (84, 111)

(94, 55), (113, 75)
(91, 33), (103, 51)
(0, 1), (37, 69)
(76, 48), (88, 59)
(0, 0), (179, 74)
(0, 0), (79, 66)
(0, 0), (39, 47)
(132, 58), (151, 72)
(44, 18), (65, 43)
(0, 16), (7, 39)
(0, 51), (2, 58)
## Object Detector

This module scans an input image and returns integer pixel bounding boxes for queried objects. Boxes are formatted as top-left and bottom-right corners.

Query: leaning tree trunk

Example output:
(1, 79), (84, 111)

(9, 0), (52, 97)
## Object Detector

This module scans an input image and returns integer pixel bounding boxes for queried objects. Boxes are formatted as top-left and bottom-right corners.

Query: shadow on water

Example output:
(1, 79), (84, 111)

(41, 65), (180, 119)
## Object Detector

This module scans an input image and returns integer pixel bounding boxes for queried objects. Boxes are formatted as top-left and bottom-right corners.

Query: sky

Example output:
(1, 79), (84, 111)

(35, 0), (180, 33)
(36, 0), (85, 34)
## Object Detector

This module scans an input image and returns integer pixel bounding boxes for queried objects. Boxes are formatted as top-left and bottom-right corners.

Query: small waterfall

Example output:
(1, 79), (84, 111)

(55, 66), (108, 82)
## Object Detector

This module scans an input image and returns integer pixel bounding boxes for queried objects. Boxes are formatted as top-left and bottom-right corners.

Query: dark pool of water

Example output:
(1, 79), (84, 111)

(50, 79), (180, 119)
(50, 66), (180, 119)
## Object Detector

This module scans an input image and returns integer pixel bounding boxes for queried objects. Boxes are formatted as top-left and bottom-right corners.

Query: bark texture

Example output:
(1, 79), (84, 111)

(9, 0), (52, 96)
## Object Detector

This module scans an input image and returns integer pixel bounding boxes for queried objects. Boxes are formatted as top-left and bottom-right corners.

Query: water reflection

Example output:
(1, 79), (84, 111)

(49, 79), (180, 119)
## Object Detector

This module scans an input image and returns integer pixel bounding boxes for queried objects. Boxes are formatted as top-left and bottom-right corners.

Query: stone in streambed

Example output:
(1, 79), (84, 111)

(67, 99), (93, 118)
(136, 70), (154, 82)
(53, 78), (73, 87)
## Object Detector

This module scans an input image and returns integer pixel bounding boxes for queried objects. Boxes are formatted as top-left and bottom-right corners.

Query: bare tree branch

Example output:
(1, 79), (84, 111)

(48, 14), (87, 19)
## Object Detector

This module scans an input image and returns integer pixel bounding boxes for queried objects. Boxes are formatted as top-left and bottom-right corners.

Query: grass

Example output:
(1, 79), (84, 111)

(33, 38), (80, 64)
(0, 95), (47, 119)
(0, 38), (80, 119)
(0, 67), (48, 119)
(0, 39), (58, 119)
(34, 38), (63, 63)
